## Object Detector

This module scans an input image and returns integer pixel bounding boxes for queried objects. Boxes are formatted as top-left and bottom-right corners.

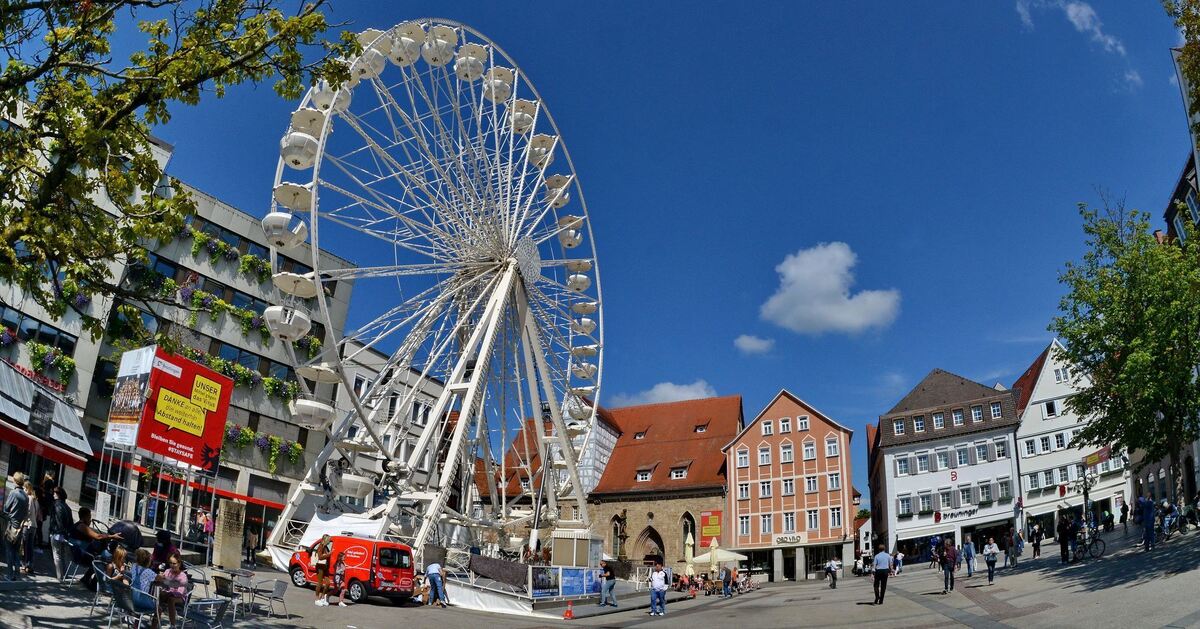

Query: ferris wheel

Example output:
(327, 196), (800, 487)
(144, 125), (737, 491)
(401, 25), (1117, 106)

(260, 18), (602, 565)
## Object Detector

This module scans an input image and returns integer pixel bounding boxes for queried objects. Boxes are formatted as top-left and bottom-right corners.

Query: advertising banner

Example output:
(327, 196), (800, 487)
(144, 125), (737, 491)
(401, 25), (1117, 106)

(134, 348), (233, 472)
(700, 510), (722, 547)
(531, 565), (560, 598)
(584, 568), (602, 594)
(104, 346), (156, 447)
(1083, 446), (1111, 468)
(560, 567), (586, 597)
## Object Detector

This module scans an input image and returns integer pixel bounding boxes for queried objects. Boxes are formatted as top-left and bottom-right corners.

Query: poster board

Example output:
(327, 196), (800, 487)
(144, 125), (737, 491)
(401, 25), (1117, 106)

(700, 510), (722, 547)
(133, 348), (233, 473)
(104, 346), (156, 447)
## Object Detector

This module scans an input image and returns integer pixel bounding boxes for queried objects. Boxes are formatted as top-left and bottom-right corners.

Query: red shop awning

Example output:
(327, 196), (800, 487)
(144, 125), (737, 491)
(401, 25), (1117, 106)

(0, 420), (88, 471)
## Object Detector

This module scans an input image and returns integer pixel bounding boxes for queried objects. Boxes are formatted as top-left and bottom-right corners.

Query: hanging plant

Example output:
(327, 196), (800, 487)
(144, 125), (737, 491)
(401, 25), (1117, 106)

(238, 254), (272, 284)
(0, 328), (16, 348)
(288, 440), (304, 464)
(26, 340), (76, 383)
(294, 335), (322, 360)
(190, 229), (211, 257)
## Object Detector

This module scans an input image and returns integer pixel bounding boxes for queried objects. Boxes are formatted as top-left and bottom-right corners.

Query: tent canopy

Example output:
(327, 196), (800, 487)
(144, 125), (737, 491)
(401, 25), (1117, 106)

(692, 548), (748, 564)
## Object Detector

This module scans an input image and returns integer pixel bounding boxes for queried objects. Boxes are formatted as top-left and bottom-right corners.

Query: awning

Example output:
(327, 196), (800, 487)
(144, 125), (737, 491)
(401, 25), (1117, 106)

(0, 359), (93, 467)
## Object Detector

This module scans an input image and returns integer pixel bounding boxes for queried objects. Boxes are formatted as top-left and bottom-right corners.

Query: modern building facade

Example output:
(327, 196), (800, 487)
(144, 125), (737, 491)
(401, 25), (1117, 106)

(1012, 340), (1128, 538)
(588, 395), (742, 573)
(870, 369), (1022, 558)
(722, 389), (854, 581)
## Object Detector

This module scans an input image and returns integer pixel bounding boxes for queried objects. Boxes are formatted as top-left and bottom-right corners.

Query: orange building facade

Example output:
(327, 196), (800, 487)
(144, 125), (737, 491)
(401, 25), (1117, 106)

(723, 390), (855, 581)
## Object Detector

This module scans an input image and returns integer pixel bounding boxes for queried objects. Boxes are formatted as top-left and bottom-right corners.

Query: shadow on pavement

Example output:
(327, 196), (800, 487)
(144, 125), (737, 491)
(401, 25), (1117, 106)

(1016, 530), (1200, 592)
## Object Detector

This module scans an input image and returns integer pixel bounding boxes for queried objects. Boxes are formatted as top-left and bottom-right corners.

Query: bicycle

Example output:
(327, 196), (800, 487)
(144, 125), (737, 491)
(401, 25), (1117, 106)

(1072, 528), (1106, 561)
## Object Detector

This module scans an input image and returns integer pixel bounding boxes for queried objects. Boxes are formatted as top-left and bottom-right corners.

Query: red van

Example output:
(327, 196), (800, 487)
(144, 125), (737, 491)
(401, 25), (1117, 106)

(289, 535), (416, 604)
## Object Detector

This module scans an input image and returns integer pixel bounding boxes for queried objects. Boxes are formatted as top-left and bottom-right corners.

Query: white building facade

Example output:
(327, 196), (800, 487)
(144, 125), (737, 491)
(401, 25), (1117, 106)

(873, 370), (1022, 558)
(1013, 340), (1128, 538)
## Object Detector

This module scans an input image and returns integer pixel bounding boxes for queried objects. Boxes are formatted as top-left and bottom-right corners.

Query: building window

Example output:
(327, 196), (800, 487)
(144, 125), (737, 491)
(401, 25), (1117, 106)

(1042, 470), (1054, 487)
(830, 507), (843, 529)
(670, 467), (687, 480)
(635, 431), (647, 439)
(783, 512), (796, 533)
(939, 489), (953, 507)
(1024, 439), (1036, 457)
(736, 449), (749, 468)
(780, 443), (794, 463)
(990, 402), (1002, 419)
(803, 442), (817, 460)
(759, 481), (772, 498)
(694, 423), (707, 433)
(998, 479), (1011, 499)
(933, 412), (945, 429)
(1044, 400), (1058, 418)
(805, 476), (818, 493)
(914, 416), (925, 432)
(1055, 433), (1066, 450)
(780, 417), (791, 433)
(760, 514), (772, 534)
(1176, 213), (1189, 242)
(952, 409), (964, 426)
(739, 516), (750, 537)
(762, 420), (774, 436)
(807, 509), (821, 529)
(916, 454), (930, 473)
(936, 451), (949, 469)
(897, 458), (910, 475)
(960, 487), (973, 505)
(1187, 188), (1200, 223)
(893, 419), (905, 435)
(1040, 436), (1051, 453)
(782, 478), (795, 495)
(919, 494), (933, 512)
(1054, 366), (1072, 383)
(957, 448), (969, 467)
(798, 416), (810, 431)
(995, 440), (1008, 459)
(971, 405), (983, 422)
(1028, 474), (1040, 490)
(979, 483), (992, 502)
(520, 479), (530, 491)
(975, 444), (988, 462)
(825, 437), (839, 457)
(758, 446), (771, 466)
(738, 483), (750, 500)
(636, 470), (651, 482)
(828, 472), (841, 490)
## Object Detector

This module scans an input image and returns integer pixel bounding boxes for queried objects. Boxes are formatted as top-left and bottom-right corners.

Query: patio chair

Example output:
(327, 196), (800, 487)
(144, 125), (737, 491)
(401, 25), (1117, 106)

(109, 580), (158, 629)
(251, 579), (288, 618)
(63, 542), (92, 582)
(213, 574), (250, 623)
(184, 562), (211, 598)
(181, 597), (230, 629)
(90, 560), (114, 616)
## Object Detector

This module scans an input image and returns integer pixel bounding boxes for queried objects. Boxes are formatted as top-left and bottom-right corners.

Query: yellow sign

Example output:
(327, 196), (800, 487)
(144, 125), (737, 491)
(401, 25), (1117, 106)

(154, 388), (206, 436)
(191, 375), (222, 412)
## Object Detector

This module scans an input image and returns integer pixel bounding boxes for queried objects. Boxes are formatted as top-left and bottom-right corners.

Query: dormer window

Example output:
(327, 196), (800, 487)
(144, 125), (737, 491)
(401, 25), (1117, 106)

(694, 423), (708, 433)
(635, 431), (647, 439)
(636, 470), (651, 482)
(670, 467), (687, 480)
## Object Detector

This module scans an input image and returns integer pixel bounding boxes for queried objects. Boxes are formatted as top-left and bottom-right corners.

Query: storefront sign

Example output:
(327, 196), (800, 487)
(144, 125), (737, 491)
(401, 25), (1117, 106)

(2, 358), (64, 393)
(132, 347), (232, 472)
(105, 346), (156, 447)
(773, 533), (808, 546)
(700, 510), (722, 547)
(1083, 446), (1111, 467)
(937, 507), (978, 521)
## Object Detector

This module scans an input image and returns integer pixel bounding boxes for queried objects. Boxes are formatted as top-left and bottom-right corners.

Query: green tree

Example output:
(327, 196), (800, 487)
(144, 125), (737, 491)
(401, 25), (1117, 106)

(0, 0), (353, 338)
(855, 508), (870, 521)
(1052, 201), (1200, 501)
(1167, 0), (1200, 151)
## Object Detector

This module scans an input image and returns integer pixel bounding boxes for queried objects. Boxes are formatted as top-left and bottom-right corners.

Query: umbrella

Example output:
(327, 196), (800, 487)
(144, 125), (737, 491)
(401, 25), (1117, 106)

(684, 532), (695, 576)
(692, 547), (748, 565)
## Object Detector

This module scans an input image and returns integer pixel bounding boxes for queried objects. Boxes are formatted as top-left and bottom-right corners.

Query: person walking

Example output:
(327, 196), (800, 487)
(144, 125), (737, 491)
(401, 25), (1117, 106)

(871, 544), (894, 605)
(939, 539), (958, 594)
(1057, 514), (1071, 563)
(824, 557), (840, 589)
(1031, 524), (1042, 559)
(245, 528), (259, 567)
(648, 561), (668, 616)
(3, 472), (30, 581)
(982, 538), (1000, 585)
(1004, 526), (1018, 569)
(20, 479), (39, 575)
(962, 535), (976, 578)
(47, 487), (73, 581)
(1120, 501), (1129, 535)
(720, 565), (732, 598)
(894, 550), (904, 574)
(598, 559), (617, 607)
(1142, 495), (1157, 551)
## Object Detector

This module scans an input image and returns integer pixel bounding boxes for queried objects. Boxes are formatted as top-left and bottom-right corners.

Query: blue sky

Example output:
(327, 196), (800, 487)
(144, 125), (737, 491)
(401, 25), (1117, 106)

(144, 1), (1188, 501)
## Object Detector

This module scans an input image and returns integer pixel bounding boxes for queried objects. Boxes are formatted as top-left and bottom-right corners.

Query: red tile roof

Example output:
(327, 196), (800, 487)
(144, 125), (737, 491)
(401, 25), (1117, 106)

(591, 395), (743, 496)
(1012, 343), (1050, 417)
(474, 419), (553, 500)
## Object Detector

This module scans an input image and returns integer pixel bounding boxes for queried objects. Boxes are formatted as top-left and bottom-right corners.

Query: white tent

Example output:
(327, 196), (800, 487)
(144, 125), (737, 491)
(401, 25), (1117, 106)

(691, 548), (748, 564)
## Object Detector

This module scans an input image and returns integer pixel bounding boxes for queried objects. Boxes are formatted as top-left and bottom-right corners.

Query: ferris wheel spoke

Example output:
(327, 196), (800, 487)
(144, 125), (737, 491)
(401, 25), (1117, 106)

(319, 261), (496, 281)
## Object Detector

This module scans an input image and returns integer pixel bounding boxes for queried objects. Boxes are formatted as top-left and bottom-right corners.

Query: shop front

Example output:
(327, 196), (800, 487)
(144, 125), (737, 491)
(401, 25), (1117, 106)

(0, 360), (92, 503)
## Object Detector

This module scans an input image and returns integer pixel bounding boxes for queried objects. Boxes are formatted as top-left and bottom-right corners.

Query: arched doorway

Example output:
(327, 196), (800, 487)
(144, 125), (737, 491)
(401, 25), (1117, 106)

(633, 526), (665, 565)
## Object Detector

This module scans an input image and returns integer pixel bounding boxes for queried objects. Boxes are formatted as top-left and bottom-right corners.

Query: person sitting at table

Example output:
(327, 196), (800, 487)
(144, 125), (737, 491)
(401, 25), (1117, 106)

(156, 551), (189, 627)
(128, 549), (159, 614)
(107, 546), (131, 582)
(73, 507), (121, 589)
(151, 530), (177, 569)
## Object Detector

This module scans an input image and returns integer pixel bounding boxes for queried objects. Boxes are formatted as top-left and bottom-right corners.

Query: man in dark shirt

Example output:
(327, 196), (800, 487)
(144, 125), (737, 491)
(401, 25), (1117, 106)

(598, 559), (617, 607)
(1057, 514), (1071, 563)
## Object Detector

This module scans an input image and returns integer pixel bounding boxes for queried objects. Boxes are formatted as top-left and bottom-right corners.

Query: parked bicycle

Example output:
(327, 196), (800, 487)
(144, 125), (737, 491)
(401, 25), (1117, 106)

(1073, 527), (1106, 561)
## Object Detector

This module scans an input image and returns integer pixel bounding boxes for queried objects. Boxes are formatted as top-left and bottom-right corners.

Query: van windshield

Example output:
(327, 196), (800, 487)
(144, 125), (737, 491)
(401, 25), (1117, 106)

(379, 548), (412, 569)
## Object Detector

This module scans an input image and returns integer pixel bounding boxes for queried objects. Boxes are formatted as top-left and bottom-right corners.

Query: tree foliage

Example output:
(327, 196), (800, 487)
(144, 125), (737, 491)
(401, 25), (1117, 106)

(1052, 200), (1200, 498)
(0, 0), (354, 337)
(1167, 0), (1200, 151)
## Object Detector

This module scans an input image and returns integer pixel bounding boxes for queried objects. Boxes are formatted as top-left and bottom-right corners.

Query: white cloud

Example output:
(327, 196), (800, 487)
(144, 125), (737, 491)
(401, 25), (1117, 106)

(733, 334), (774, 355)
(759, 242), (900, 335)
(609, 379), (717, 407)
(1122, 69), (1143, 89)
(1016, 0), (1034, 29)
(1063, 1), (1125, 55)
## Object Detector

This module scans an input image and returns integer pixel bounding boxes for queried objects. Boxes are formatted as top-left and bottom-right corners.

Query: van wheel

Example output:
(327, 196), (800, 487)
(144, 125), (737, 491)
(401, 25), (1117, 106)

(290, 566), (308, 588)
(347, 580), (367, 603)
